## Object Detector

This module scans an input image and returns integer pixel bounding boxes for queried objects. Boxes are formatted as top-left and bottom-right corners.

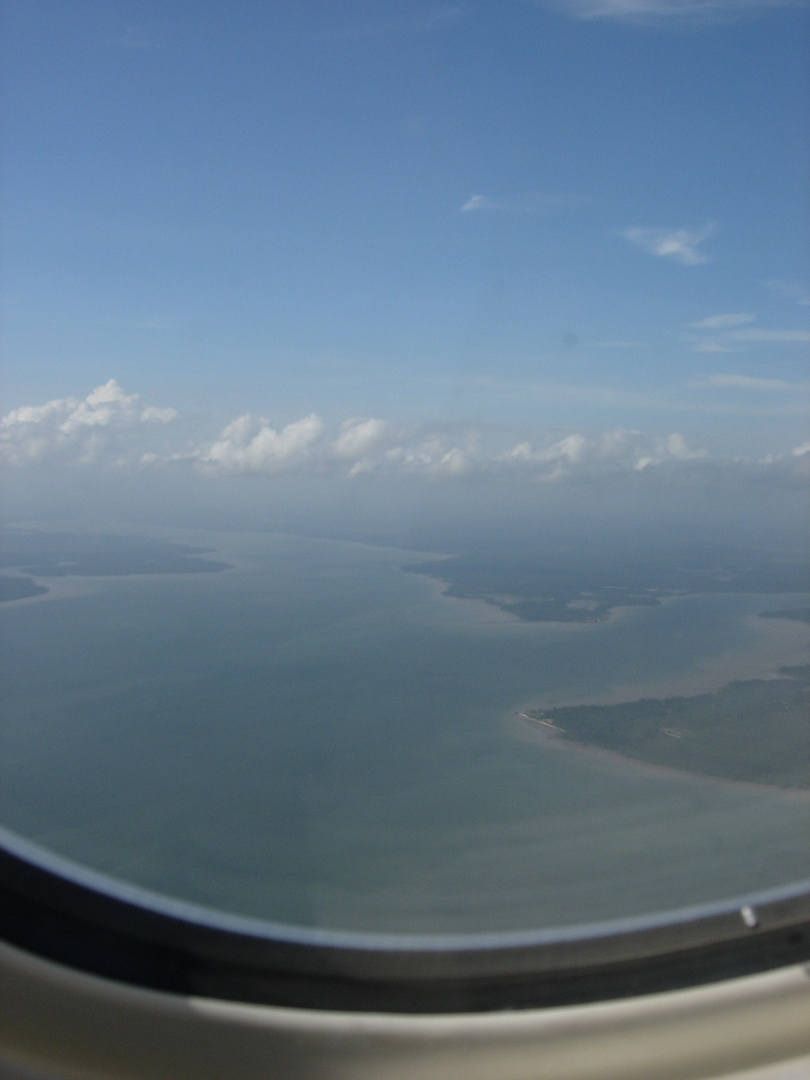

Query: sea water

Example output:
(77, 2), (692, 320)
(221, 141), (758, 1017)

(1, 529), (809, 934)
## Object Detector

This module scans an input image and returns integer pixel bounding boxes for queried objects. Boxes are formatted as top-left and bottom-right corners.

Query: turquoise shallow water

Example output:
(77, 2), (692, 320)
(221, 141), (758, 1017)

(1, 529), (809, 934)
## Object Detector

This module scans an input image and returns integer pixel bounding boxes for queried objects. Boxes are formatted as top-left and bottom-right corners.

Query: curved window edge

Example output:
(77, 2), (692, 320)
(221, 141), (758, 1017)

(1, 827), (809, 1015)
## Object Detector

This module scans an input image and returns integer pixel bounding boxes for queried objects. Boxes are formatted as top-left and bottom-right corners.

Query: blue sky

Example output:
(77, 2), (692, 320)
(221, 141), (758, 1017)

(1, 0), (808, 491)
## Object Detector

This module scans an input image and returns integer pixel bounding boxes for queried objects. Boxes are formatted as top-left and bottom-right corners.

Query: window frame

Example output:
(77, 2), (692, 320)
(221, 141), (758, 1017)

(1, 826), (809, 1015)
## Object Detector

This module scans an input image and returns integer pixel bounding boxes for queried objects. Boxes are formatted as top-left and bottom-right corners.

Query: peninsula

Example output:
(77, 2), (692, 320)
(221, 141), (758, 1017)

(403, 548), (810, 624)
(522, 663), (810, 790)
(0, 531), (232, 602)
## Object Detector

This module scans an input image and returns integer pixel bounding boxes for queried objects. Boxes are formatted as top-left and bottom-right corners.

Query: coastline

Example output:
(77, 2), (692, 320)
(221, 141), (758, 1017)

(507, 610), (810, 801)
(406, 570), (520, 624)
(407, 569), (634, 630)
(0, 552), (246, 610)
(0, 574), (87, 607)
(509, 711), (810, 802)
(517, 612), (810, 711)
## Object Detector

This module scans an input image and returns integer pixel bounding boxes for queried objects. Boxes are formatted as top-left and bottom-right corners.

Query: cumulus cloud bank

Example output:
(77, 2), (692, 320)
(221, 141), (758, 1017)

(3, 379), (808, 485)
(196, 413), (325, 473)
(333, 417), (386, 456)
(501, 428), (705, 480)
(0, 380), (178, 467)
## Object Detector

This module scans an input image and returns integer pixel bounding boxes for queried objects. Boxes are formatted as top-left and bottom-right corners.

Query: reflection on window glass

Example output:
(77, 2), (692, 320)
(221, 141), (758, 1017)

(1, 0), (808, 937)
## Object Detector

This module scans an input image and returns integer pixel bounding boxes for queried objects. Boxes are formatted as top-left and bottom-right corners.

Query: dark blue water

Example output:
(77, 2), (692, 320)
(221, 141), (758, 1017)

(1, 530), (808, 933)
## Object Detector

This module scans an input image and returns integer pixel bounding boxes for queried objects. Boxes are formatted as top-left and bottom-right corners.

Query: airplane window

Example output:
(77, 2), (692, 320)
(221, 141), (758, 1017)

(1, 0), (809, 1014)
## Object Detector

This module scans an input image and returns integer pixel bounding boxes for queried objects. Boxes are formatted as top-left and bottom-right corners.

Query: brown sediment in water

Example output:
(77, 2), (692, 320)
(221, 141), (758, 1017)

(0, 576), (87, 607)
(410, 570), (639, 629)
(407, 571), (519, 624)
(509, 711), (810, 803)
(507, 611), (810, 800)
(522, 614), (810, 712)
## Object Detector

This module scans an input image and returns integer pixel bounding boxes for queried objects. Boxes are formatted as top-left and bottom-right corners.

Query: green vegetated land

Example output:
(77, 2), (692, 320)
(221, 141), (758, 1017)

(495, 594), (657, 624)
(0, 532), (232, 602)
(526, 664), (810, 790)
(403, 551), (810, 623)
(0, 532), (232, 577)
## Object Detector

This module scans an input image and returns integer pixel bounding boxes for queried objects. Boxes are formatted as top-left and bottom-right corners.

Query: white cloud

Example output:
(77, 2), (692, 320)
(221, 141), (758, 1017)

(2, 380), (807, 487)
(461, 195), (487, 212)
(699, 374), (797, 391)
(664, 433), (696, 459)
(58, 379), (140, 435)
(0, 379), (179, 467)
(499, 427), (705, 480)
(689, 313), (755, 330)
(383, 435), (477, 478)
(756, 442), (810, 480)
(140, 406), (179, 423)
(434, 446), (471, 475)
(332, 417), (388, 460)
(197, 413), (325, 474)
(332, 418), (390, 476)
(621, 225), (715, 265)
(543, 0), (807, 22)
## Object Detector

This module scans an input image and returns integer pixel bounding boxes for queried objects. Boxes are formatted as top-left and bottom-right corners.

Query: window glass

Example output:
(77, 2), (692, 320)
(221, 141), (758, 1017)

(1, 0), (809, 938)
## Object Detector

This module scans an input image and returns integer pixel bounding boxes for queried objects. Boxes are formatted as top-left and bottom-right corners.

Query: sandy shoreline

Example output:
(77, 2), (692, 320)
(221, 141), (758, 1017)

(0, 573), (89, 607)
(509, 712), (810, 802)
(406, 570), (520, 624)
(506, 611), (810, 801)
